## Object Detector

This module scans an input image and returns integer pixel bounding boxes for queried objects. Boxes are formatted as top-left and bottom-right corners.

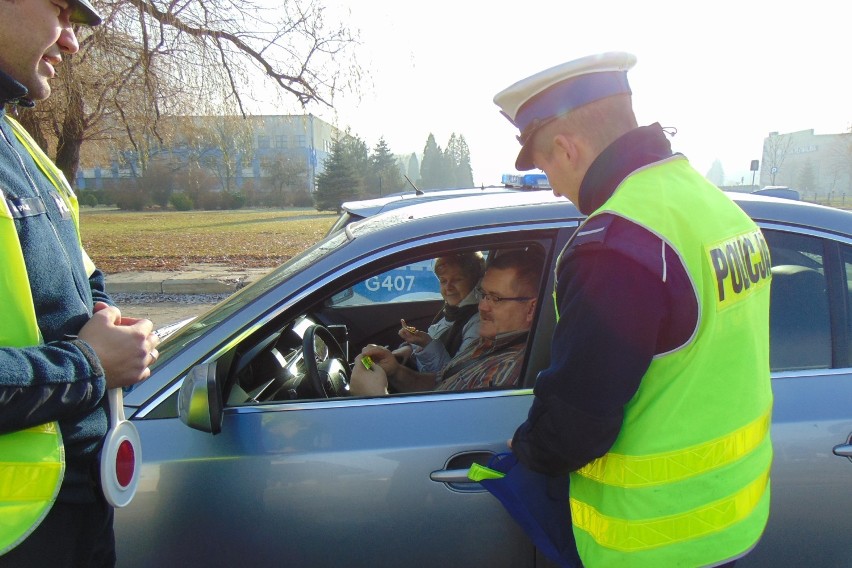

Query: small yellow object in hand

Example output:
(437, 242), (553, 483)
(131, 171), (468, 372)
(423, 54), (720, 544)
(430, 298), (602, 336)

(401, 319), (417, 333)
(361, 355), (374, 370)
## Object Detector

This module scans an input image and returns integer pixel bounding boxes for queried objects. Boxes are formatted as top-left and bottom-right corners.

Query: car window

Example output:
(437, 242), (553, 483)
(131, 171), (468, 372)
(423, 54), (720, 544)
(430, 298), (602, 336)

(223, 237), (547, 406)
(764, 229), (831, 371)
(843, 243), (852, 363)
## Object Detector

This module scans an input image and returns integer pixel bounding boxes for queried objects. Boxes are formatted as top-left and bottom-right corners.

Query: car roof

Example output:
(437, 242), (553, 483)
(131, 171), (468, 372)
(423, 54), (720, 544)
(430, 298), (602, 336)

(751, 187), (801, 200)
(344, 188), (852, 241)
(339, 185), (547, 219)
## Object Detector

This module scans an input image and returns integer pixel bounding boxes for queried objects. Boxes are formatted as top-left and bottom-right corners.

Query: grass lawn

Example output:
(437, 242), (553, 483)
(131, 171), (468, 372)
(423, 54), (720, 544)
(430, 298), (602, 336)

(80, 208), (337, 273)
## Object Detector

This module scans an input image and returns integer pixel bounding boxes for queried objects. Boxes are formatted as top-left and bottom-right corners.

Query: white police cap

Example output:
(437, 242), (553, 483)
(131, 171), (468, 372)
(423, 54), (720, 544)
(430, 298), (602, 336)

(494, 52), (637, 170)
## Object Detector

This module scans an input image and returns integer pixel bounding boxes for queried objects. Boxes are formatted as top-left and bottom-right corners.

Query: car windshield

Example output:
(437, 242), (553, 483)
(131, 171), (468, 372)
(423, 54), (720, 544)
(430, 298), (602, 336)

(153, 229), (351, 363)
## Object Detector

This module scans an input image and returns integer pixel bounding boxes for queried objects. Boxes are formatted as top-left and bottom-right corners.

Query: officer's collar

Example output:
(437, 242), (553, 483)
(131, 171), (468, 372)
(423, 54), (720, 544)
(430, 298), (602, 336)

(0, 70), (34, 108)
(578, 123), (674, 215)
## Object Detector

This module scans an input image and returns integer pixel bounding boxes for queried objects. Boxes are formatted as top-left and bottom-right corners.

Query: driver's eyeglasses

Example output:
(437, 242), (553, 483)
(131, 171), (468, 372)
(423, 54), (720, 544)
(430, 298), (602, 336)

(474, 287), (534, 305)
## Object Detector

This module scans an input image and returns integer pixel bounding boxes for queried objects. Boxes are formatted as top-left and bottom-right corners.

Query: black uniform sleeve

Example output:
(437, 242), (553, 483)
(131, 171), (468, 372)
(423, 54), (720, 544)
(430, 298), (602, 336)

(512, 221), (671, 476)
(0, 339), (106, 434)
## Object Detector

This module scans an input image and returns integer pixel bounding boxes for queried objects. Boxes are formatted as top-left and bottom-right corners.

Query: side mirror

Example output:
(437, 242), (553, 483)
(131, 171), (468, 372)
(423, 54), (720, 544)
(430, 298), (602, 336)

(178, 361), (223, 434)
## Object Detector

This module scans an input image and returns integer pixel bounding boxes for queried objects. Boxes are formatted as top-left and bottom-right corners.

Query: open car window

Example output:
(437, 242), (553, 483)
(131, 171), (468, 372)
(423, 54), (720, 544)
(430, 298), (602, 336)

(219, 238), (551, 406)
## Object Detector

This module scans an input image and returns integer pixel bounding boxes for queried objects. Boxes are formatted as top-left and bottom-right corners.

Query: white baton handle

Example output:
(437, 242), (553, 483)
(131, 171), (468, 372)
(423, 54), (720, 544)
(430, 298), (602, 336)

(99, 388), (142, 507)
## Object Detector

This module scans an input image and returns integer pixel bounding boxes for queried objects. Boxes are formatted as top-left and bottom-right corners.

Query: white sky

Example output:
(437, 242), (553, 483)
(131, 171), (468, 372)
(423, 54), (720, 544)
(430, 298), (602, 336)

(290, 0), (850, 187)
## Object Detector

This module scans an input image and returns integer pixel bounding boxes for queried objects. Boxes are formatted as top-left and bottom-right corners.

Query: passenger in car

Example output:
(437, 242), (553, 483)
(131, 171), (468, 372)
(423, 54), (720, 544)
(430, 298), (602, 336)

(352, 249), (544, 395)
(392, 252), (484, 373)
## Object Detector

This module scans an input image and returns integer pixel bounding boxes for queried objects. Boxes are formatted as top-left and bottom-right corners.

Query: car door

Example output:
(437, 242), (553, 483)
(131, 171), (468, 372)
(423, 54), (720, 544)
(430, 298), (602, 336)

(741, 226), (852, 567)
(115, 228), (561, 568)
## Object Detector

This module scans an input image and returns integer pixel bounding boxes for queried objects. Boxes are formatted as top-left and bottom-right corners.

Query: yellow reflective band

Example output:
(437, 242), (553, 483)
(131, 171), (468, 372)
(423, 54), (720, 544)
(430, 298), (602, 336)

(577, 408), (770, 487)
(0, 423), (65, 502)
(571, 469), (770, 552)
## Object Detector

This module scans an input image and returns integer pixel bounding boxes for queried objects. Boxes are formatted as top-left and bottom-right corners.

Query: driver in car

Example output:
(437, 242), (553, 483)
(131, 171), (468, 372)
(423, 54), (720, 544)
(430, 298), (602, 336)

(351, 249), (544, 395)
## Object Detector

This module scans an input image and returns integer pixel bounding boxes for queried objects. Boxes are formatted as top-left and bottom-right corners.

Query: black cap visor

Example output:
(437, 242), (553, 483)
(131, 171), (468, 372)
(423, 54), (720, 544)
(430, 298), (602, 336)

(70, 0), (102, 26)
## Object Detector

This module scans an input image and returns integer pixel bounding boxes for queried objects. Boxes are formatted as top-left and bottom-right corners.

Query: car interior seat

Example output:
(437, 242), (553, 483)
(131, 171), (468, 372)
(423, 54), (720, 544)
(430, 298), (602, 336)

(769, 264), (831, 371)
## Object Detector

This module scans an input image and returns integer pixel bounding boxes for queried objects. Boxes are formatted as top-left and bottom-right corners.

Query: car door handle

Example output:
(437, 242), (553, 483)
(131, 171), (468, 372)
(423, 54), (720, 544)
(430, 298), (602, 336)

(429, 468), (477, 484)
(833, 443), (852, 458)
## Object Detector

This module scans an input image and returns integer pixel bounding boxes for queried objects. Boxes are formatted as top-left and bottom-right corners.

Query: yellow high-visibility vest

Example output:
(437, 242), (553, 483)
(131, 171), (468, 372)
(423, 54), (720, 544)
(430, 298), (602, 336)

(557, 157), (773, 567)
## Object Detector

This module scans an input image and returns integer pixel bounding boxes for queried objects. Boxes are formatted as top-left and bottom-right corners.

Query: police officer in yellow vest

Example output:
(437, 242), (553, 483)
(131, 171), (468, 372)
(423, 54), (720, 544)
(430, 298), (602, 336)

(494, 53), (772, 567)
(0, 1), (159, 565)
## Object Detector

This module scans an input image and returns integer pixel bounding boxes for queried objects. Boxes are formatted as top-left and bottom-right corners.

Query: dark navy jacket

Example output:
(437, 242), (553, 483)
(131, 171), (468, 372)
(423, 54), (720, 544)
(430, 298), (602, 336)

(513, 124), (699, 475)
(0, 71), (111, 504)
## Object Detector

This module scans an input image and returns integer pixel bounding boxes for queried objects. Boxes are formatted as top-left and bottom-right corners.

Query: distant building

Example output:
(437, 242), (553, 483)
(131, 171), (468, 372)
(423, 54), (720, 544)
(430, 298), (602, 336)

(78, 114), (340, 195)
(760, 129), (851, 198)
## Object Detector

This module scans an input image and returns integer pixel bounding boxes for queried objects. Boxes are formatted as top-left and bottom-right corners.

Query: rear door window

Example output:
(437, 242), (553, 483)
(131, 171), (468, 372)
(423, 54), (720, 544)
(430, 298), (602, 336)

(841, 243), (852, 364)
(764, 230), (831, 371)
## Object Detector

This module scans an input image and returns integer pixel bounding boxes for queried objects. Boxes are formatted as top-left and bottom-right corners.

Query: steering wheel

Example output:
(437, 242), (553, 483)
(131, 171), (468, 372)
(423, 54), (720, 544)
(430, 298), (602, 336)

(302, 325), (350, 398)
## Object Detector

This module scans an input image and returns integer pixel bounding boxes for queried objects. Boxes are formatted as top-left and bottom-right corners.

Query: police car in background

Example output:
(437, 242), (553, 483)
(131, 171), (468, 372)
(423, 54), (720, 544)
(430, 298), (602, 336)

(326, 173), (550, 235)
(328, 174), (551, 304)
(115, 188), (852, 567)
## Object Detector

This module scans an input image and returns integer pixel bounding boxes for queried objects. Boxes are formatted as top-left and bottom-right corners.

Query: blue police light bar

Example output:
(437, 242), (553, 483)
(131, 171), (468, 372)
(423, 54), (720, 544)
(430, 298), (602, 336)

(502, 173), (551, 190)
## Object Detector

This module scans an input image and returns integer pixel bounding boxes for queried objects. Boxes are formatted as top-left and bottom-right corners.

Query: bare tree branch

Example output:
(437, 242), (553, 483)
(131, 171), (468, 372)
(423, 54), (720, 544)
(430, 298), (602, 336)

(16, 0), (360, 185)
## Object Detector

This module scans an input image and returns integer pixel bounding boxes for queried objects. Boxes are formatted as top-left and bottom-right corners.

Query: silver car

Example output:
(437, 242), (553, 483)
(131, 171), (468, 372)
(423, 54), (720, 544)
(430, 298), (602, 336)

(115, 191), (852, 567)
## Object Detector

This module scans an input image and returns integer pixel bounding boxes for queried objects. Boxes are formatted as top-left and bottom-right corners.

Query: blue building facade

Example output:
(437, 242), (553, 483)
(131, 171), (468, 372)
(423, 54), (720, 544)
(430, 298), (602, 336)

(78, 114), (340, 195)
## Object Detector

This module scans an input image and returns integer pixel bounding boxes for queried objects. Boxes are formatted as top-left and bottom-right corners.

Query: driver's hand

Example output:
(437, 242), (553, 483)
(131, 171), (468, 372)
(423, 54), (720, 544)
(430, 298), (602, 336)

(361, 345), (399, 378)
(351, 356), (389, 396)
(392, 344), (413, 365)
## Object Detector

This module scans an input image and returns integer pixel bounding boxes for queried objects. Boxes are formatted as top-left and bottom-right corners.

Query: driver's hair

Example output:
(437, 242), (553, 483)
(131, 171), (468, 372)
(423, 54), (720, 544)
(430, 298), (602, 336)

(486, 248), (545, 297)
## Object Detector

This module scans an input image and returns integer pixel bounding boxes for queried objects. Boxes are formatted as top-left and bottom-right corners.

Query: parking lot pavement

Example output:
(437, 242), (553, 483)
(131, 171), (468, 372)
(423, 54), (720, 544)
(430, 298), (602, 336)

(106, 263), (272, 295)
(106, 264), (273, 328)
(113, 295), (224, 328)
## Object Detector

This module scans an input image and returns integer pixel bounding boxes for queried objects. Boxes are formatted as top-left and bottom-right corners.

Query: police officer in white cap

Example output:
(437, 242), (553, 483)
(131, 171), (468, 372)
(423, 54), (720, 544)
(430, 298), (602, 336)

(496, 53), (773, 567)
(0, 0), (158, 565)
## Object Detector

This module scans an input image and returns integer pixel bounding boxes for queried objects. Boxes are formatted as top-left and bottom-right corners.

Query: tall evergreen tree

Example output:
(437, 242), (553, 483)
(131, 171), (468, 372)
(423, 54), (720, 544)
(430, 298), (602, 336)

(420, 133), (447, 190)
(314, 136), (361, 212)
(446, 133), (474, 187)
(706, 159), (725, 187)
(456, 134), (474, 187)
(369, 137), (404, 196)
(340, 129), (371, 194)
(445, 133), (461, 187)
(407, 153), (420, 185)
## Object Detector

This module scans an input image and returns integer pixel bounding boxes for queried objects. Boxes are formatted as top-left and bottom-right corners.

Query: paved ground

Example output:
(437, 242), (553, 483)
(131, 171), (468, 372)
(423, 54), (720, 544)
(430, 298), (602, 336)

(113, 296), (222, 328)
(105, 263), (273, 329)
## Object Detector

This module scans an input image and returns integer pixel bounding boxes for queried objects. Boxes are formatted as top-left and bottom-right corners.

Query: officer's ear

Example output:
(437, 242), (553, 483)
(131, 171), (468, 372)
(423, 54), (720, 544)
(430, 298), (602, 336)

(553, 133), (582, 168)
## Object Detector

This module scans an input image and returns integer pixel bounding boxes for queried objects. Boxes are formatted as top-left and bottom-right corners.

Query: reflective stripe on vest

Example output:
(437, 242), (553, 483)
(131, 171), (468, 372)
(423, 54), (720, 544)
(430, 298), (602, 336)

(561, 157), (772, 567)
(577, 408), (770, 487)
(0, 115), (82, 554)
(571, 470), (770, 552)
(0, 423), (65, 554)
